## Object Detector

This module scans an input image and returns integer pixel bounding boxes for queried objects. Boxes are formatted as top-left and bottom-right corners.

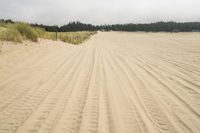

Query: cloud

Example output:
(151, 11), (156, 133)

(0, 0), (200, 25)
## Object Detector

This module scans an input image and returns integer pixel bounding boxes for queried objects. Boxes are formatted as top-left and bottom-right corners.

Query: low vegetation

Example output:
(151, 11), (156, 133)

(0, 22), (42, 42)
(58, 32), (96, 44)
(0, 29), (23, 43)
(15, 23), (39, 42)
(43, 32), (57, 40)
(0, 20), (96, 45)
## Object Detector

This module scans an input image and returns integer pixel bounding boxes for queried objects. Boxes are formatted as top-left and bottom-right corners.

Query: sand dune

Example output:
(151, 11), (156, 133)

(0, 32), (200, 133)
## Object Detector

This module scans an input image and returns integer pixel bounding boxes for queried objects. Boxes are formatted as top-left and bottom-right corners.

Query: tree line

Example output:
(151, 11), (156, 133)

(1, 19), (200, 32)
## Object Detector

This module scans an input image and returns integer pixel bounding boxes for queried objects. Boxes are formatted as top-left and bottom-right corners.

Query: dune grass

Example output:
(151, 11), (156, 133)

(0, 22), (42, 42)
(58, 32), (96, 45)
(0, 29), (23, 43)
(11, 24), (50, 41)
(15, 23), (39, 42)
(43, 31), (96, 44)
(43, 32), (57, 40)
(0, 22), (96, 45)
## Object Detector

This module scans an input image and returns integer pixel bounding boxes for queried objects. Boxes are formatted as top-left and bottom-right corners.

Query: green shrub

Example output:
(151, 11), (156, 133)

(15, 23), (38, 42)
(0, 29), (23, 43)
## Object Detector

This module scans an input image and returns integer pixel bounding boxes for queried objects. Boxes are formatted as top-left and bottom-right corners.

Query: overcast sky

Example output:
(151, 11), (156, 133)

(0, 0), (200, 25)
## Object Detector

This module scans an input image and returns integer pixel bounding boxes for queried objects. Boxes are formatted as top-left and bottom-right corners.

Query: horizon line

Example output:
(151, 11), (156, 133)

(1, 18), (200, 26)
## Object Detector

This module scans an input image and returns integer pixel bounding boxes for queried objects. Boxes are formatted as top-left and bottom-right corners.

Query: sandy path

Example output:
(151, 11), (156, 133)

(0, 32), (200, 133)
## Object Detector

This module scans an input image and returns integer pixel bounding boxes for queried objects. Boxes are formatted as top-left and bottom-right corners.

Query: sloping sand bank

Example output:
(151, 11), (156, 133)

(0, 32), (200, 133)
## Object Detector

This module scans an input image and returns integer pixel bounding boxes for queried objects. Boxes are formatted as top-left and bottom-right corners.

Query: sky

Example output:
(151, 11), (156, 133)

(0, 0), (200, 25)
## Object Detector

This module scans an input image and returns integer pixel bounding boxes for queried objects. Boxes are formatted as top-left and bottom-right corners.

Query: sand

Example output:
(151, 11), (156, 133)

(0, 32), (200, 133)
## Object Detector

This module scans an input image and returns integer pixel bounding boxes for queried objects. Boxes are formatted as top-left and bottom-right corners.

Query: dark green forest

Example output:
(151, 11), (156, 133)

(1, 19), (200, 32)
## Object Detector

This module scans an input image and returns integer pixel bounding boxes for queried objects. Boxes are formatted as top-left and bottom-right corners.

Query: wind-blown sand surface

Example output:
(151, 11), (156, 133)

(0, 32), (200, 133)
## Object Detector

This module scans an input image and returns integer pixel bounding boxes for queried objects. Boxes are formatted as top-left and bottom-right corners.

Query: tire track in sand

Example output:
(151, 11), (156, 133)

(0, 32), (200, 133)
